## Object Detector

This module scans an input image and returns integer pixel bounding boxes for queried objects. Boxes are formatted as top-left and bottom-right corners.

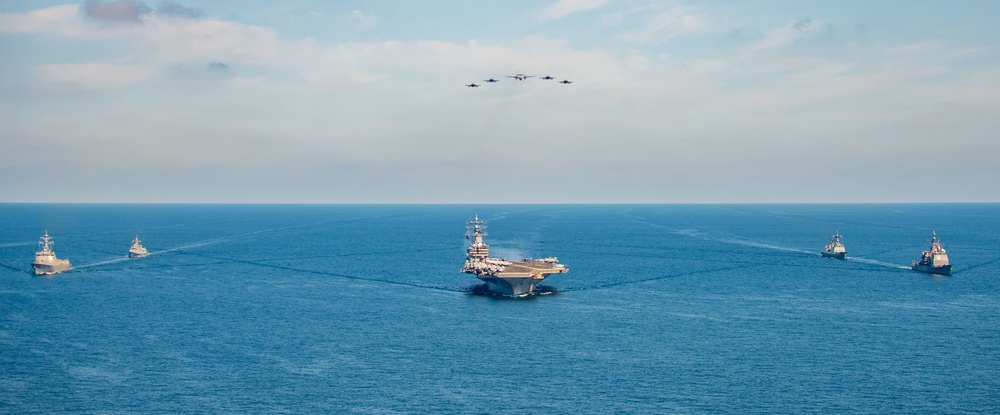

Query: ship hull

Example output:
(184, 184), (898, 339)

(479, 275), (543, 297)
(129, 251), (148, 258)
(32, 262), (71, 276)
(912, 264), (952, 276)
(821, 251), (847, 260)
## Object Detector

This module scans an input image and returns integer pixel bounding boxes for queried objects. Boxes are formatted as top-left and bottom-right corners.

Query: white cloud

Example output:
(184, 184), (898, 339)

(757, 56), (856, 76)
(295, 69), (388, 90)
(225, 76), (268, 89)
(890, 41), (990, 62)
(82, 0), (149, 23)
(538, 0), (607, 22)
(350, 10), (378, 30)
(598, 12), (622, 27)
(612, 4), (708, 44)
(139, 15), (282, 64)
(36, 63), (154, 91)
(4, 3), (1000, 202)
(748, 19), (827, 51)
(0, 5), (617, 93)
(0, 5), (85, 36)
(689, 58), (728, 73)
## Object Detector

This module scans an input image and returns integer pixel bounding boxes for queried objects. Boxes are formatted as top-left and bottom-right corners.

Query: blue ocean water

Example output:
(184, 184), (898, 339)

(1, 204), (998, 414)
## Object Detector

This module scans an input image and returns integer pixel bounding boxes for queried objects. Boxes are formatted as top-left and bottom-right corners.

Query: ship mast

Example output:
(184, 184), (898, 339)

(38, 230), (53, 253)
(930, 231), (945, 254)
(465, 215), (489, 260)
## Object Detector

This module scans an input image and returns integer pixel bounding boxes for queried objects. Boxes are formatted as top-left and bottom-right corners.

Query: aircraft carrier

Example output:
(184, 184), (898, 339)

(461, 215), (567, 297)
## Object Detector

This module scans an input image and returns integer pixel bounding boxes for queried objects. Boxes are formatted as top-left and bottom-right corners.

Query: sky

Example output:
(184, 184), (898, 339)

(1, 0), (998, 203)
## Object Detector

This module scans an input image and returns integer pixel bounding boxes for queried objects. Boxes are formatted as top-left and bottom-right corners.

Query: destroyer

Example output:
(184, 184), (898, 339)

(912, 231), (952, 275)
(32, 230), (72, 275)
(129, 235), (149, 258)
(461, 215), (568, 297)
(821, 232), (847, 259)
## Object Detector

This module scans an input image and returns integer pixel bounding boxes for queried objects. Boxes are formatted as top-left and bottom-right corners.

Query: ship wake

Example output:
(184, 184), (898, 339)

(713, 236), (815, 255)
(177, 250), (464, 294)
(846, 257), (910, 270)
(0, 241), (34, 248)
(73, 256), (132, 270)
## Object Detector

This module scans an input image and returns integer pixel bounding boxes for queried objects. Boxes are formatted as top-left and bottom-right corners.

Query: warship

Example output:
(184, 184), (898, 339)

(32, 230), (72, 275)
(821, 232), (847, 259)
(912, 231), (952, 275)
(129, 235), (149, 258)
(461, 215), (568, 297)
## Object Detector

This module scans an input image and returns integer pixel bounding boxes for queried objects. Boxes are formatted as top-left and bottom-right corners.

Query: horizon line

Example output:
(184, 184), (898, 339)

(1, 201), (998, 206)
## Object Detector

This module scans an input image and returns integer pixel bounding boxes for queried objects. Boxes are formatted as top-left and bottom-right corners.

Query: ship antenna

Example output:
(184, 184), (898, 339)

(40, 229), (52, 251)
(466, 214), (488, 246)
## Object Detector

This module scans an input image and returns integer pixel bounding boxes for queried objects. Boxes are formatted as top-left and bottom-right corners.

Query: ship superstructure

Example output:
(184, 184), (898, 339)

(129, 235), (149, 258)
(461, 215), (567, 297)
(32, 230), (72, 275)
(821, 232), (847, 259)
(912, 231), (952, 275)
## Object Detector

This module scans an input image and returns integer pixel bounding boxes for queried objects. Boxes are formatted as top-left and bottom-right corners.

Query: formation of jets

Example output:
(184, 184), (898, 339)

(466, 73), (574, 88)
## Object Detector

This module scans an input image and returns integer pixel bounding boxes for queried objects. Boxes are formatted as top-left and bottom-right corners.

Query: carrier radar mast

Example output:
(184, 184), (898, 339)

(465, 215), (489, 260)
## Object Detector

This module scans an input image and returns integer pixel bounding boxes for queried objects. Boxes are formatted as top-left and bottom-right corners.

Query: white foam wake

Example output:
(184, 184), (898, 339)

(848, 257), (910, 270)
(714, 237), (816, 255)
(73, 256), (132, 270)
(0, 241), (33, 248)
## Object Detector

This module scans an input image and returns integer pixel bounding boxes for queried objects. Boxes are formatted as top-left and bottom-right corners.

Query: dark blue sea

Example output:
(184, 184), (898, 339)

(1, 204), (998, 414)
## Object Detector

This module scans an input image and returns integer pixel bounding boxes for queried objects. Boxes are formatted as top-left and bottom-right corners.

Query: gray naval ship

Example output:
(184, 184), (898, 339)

(912, 231), (952, 275)
(461, 215), (568, 297)
(32, 230), (72, 275)
(821, 232), (847, 259)
(129, 235), (149, 258)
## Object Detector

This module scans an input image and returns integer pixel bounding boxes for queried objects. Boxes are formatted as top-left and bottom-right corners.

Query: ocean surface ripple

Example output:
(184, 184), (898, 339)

(1, 203), (998, 414)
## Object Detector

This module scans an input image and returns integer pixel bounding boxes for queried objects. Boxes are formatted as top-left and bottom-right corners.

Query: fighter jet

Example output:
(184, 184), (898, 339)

(483, 78), (500, 83)
(557, 79), (574, 84)
(540, 76), (556, 80)
(506, 73), (533, 81)
(466, 83), (481, 87)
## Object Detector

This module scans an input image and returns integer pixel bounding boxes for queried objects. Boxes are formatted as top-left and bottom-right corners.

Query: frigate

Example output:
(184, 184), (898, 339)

(129, 235), (149, 258)
(912, 231), (952, 275)
(821, 232), (847, 259)
(32, 230), (72, 275)
(461, 215), (568, 297)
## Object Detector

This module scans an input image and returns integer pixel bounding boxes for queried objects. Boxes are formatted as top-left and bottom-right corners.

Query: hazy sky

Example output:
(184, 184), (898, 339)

(1, 0), (998, 203)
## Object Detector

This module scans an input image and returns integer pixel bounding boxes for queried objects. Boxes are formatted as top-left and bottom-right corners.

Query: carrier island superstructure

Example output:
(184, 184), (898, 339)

(461, 215), (568, 297)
